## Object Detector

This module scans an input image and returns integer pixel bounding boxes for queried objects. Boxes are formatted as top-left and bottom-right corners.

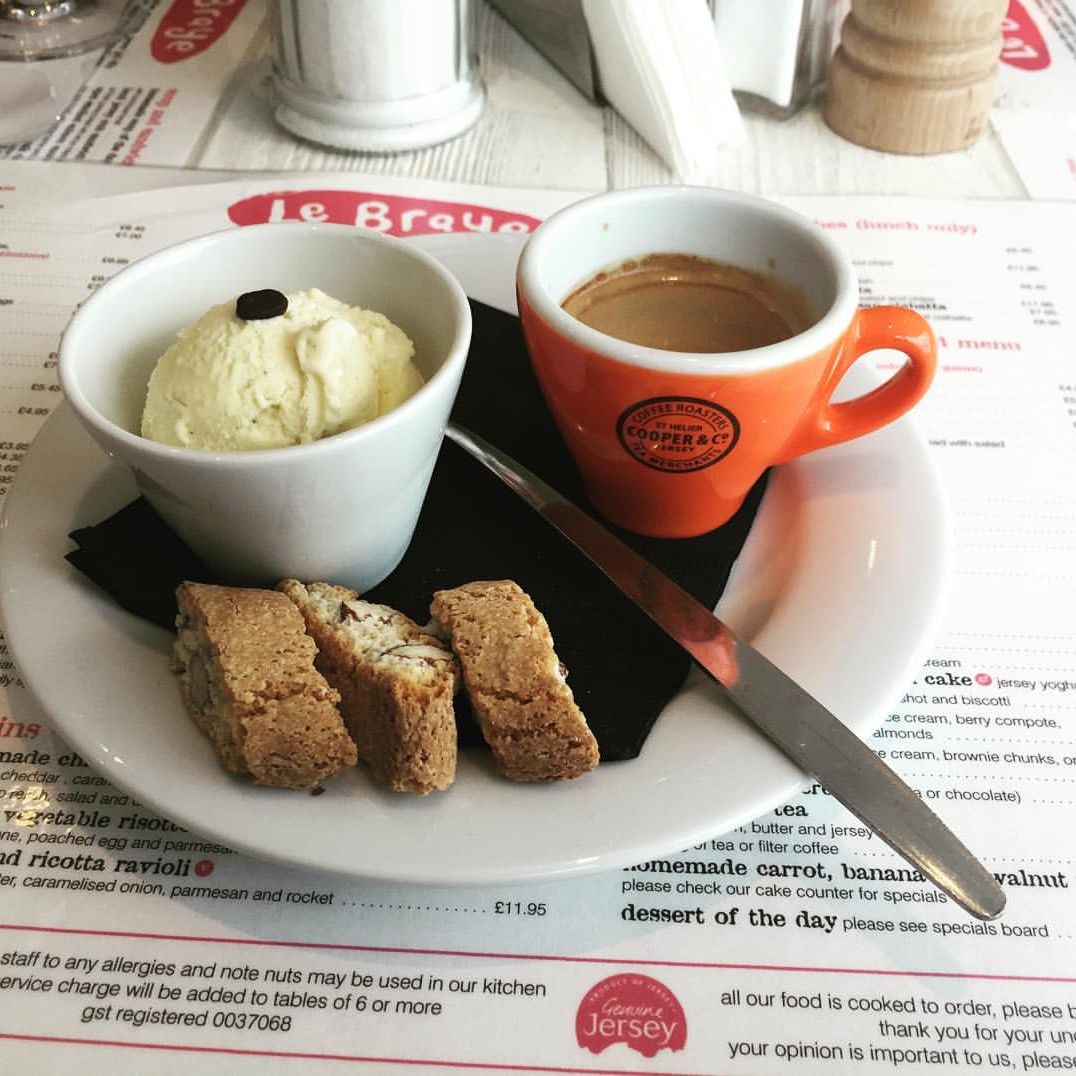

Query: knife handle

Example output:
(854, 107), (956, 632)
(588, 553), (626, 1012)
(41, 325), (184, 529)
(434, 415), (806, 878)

(691, 633), (1007, 922)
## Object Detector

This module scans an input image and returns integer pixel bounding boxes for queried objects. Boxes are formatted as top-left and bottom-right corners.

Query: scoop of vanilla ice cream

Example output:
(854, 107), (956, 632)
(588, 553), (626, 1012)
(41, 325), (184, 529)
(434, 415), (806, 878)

(140, 288), (424, 451)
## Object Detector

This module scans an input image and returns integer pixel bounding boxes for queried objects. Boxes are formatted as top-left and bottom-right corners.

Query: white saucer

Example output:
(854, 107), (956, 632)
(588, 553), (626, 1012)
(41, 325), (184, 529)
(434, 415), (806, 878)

(0, 233), (951, 887)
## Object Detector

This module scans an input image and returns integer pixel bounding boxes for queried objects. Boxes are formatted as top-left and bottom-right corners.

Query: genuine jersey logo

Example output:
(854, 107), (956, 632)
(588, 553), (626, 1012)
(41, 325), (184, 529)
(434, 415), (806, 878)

(576, 973), (687, 1058)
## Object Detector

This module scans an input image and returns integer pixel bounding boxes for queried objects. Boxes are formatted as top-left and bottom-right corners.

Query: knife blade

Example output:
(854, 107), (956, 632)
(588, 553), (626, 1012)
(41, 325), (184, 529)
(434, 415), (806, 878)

(444, 422), (1005, 921)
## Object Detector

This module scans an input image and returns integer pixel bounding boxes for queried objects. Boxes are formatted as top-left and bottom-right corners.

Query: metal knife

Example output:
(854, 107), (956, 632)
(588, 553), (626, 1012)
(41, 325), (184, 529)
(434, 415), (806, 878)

(444, 422), (1006, 921)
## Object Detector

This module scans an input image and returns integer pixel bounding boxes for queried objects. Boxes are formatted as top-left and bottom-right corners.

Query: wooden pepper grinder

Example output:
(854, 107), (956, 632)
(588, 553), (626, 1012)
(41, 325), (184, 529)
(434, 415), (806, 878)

(824, 0), (1008, 154)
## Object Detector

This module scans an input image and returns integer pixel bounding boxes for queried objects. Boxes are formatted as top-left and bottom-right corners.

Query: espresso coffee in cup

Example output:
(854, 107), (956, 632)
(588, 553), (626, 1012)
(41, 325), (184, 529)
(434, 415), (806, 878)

(561, 253), (815, 354)
(517, 187), (938, 539)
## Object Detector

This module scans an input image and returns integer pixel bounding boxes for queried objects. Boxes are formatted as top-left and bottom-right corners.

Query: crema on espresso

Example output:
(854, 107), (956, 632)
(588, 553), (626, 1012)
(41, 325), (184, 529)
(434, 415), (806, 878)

(561, 253), (814, 353)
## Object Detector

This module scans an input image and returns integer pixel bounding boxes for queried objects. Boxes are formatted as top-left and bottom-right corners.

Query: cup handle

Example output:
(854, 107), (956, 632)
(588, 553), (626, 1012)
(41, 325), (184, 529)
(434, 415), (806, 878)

(781, 305), (937, 460)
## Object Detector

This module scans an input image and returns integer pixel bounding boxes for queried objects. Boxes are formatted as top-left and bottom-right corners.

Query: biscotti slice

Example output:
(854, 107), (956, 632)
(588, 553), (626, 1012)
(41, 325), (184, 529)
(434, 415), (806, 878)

(430, 580), (599, 782)
(172, 582), (357, 789)
(278, 579), (460, 794)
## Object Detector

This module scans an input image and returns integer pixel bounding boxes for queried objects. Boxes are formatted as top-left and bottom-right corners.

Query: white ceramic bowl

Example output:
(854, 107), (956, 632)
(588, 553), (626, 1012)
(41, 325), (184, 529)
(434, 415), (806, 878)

(59, 221), (472, 590)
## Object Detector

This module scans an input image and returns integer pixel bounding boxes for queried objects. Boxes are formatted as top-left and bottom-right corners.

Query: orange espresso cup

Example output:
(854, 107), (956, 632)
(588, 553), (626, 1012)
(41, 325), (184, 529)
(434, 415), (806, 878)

(516, 187), (937, 538)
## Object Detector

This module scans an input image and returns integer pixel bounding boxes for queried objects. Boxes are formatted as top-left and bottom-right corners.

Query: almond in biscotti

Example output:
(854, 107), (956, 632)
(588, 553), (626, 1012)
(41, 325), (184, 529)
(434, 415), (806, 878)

(278, 579), (460, 794)
(429, 579), (599, 783)
(171, 582), (357, 789)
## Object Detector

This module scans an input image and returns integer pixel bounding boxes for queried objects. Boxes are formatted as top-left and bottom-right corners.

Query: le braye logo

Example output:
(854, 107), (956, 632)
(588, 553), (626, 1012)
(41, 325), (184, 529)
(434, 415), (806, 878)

(575, 973), (687, 1059)
(151, 0), (248, 64)
(1001, 1), (1050, 71)
(227, 190), (541, 239)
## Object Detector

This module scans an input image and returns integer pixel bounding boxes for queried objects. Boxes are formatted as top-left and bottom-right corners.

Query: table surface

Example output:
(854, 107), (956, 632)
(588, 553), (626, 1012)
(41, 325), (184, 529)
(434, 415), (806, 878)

(187, 1), (1029, 200)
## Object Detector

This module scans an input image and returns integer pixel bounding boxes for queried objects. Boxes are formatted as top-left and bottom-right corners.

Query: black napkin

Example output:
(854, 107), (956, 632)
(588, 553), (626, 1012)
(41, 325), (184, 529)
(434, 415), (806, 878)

(66, 300), (766, 761)
(66, 498), (219, 628)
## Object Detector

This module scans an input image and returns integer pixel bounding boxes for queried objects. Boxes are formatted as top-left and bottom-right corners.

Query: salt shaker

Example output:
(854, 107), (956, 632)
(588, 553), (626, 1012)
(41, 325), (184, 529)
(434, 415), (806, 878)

(824, 0), (1007, 154)
(269, 0), (486, 152)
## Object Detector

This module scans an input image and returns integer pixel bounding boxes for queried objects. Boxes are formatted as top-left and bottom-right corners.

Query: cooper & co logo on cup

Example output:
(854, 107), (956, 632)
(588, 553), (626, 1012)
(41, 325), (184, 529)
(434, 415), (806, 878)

(575, 973), (687, 1058)
(617, 395), (740, 473)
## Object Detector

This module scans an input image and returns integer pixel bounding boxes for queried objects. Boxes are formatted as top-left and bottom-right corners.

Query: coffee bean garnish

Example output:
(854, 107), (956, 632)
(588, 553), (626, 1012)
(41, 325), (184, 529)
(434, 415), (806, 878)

(236, 289), (288, 321)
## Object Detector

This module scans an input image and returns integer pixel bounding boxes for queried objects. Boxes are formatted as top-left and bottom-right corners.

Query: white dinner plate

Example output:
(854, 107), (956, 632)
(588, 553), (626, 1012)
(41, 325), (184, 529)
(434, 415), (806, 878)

(0, 232), (951, 887)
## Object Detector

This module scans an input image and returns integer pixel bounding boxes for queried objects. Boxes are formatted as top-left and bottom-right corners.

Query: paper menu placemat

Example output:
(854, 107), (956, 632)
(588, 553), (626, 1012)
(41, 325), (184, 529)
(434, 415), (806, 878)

(0, 0), (265, 168)
(1, 163), (1076, 1073)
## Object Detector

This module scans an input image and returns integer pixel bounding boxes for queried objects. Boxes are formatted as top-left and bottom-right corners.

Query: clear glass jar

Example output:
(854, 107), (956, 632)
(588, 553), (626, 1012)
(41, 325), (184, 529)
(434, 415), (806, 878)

(269, 0), (486, 152)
